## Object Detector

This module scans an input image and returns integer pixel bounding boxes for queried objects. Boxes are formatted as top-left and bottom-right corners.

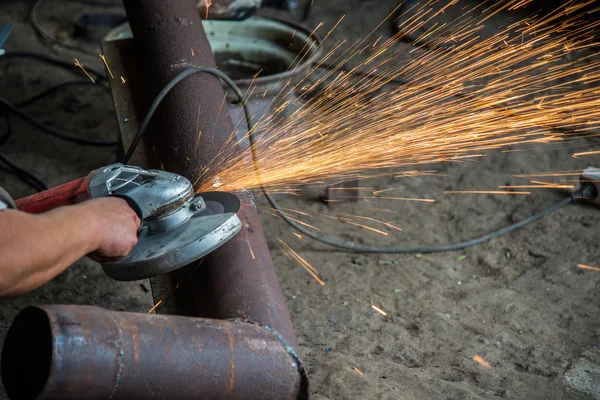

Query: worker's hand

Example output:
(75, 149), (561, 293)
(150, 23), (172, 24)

(82, 197), (141, 260)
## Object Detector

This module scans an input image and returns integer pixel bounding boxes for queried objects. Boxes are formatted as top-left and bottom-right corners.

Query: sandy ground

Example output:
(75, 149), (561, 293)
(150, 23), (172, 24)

(1, 0), (600, 399)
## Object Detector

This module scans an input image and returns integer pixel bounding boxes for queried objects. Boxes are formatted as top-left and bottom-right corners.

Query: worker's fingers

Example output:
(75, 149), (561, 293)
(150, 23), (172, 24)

(80, 197), (142, 259)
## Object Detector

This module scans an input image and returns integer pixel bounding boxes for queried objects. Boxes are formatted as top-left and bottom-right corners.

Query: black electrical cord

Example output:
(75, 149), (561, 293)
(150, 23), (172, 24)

(0, 115), (11, 146)
(268, 193), (579, 253)
(31, 0), (99, 56)
(0, 55), (111, 144)
(14, 80), (102, 108)
(0, 51), (107, 81)
(124, 67), (586, 254)
(0, 152), (49, 192)
(121, 67), (241, 164)
(0, 81), (112, 192)
(0, 53), (112, 190)
(0, 97), (117, 147)
(70, 0), (123, 7)
(0, 116), (49, 191)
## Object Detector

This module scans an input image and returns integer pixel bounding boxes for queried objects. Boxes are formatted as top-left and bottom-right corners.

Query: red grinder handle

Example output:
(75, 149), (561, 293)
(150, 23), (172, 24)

(15, 176), (92, 214)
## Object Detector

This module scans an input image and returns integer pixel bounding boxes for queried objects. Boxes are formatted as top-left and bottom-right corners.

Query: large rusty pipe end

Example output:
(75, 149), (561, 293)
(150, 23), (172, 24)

(1, 307), (51, 400)
(1, 305), (306, 400)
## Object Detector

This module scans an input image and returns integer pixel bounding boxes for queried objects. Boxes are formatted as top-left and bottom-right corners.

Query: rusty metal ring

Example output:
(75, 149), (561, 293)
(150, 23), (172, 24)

(231, 318), (310, 400)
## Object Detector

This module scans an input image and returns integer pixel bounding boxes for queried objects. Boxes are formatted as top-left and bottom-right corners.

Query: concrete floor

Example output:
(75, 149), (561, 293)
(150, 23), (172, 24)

(1, 0), (600, 399)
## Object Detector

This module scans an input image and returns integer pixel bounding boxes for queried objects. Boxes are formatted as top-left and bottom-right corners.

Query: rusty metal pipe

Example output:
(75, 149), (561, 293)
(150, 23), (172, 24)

(121, 0), (227, 175)
(121, 0), (299, 350)
(1, 305), (305, 400)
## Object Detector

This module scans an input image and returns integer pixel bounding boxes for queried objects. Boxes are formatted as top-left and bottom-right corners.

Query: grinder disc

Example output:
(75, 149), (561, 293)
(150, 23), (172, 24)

(200, 191), (241, 215)
(101, 192), (242, 281)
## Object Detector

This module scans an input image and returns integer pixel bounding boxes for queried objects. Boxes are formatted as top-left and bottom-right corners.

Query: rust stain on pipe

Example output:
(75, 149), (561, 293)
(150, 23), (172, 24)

(1, 305), (305, 400)
(222, 320), (236, 392)
(122, 0), (299, 352)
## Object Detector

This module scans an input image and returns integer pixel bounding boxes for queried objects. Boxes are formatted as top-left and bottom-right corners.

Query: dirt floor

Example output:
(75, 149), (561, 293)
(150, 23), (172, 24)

(1, 1), (600, 399)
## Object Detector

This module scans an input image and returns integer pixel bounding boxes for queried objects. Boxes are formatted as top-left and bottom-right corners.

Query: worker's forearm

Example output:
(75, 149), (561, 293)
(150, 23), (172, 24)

(0, 205), (99, 296)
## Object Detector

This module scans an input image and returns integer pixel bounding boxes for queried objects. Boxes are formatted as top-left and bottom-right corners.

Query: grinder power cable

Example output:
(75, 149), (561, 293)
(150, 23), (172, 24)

(14, 163), (242, 281)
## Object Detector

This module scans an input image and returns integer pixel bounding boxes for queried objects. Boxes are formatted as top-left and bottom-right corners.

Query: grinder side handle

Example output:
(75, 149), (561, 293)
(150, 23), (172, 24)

(15, 177), (91, 214)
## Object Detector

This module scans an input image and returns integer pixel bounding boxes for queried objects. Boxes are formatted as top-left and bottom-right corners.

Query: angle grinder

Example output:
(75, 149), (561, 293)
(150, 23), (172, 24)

(14, 163), (242, 281)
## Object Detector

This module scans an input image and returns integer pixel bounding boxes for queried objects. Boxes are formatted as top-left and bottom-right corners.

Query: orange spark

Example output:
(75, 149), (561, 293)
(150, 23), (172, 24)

(444, 191), (531, 195)
(276, 238), (325, 285)
(573, 150), (600, 157)
(371, 304), (387, 316)
(253, 69), (263, 79)
(353, 367), (364, 375)
(194, 1), (600, 199)
(264, 210), (321, 231)
(99, 54), (114, 79)
(498, 184), (574, 189)
(514, 171), (584, 178)
(194, 104), (202, 152)
(270, 206), (397, 235)
(212, 93), (228, 130)
(73, 58), (95, 83)
(529, 180), (572, 187)
(292, 232), (303, 239)
(578, 264), (600, 272)
(328, 187), (374, 191)
(121, 76), (127, 84)
(473, 355), (492, 368)
(148, 299), (163, 314)
(334, 212), (402, 232)
(338, 218), (389, 235)
(326, 15), (345, 39)
(204, 0), (212, 19)
(325, 196), (435, 203)
(246, 236), (256, 260)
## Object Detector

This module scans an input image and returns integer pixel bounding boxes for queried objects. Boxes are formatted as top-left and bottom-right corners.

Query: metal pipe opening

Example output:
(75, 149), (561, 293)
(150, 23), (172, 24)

(1, 306), (52, 400)
(1, 305), (305, 400)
